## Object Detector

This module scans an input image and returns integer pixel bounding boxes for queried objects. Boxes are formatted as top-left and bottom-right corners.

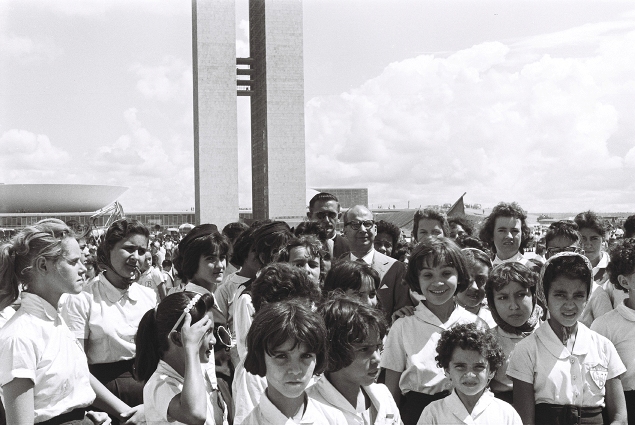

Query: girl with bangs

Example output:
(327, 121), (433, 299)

(485, 262), (542, 404)
(381, 237), (485, 425)
(240, 299), (346, 424)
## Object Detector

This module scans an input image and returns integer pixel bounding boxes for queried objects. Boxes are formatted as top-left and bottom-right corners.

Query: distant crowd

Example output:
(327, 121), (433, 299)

(2, 192), (635, 425)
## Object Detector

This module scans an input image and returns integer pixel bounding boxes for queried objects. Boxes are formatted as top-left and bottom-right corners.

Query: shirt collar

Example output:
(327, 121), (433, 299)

(350, 249), (375, 265)
(536, 320), (592, 359)
(20, 292), (60, 322)
(312, 376), (357, 414)
(495, 326), (526, 340)
(414, 301), (468, 328)
(99, 273), (140, 303)
(492, 252), (523, 266)
(155, 360), (184, 382)
(593, 251), (610, 275)
(617, 301), (635, 322)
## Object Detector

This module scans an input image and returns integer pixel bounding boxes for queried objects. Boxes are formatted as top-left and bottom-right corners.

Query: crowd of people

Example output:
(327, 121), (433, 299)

(1, 191), (635, 425)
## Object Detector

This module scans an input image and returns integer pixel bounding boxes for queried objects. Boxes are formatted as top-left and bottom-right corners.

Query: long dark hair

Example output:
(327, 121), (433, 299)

(134, 291), (215, 382)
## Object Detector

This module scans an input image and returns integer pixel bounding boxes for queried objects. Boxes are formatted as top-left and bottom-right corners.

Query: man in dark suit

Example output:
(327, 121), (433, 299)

(307, 192), (350, 258)
(342, 205), (413, 323)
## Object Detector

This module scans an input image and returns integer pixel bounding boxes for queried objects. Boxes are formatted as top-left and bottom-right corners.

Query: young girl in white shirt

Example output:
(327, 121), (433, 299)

(485, 262), (542, 404)
(308, 292), (401, 424)
(507, 252), (627, 425)
(135, 291), (227, 425)
(240, 298), (347, 425)
(455, 248), (495, 328)
(380, 237), (483, 425)
(0, 219), (131, 424)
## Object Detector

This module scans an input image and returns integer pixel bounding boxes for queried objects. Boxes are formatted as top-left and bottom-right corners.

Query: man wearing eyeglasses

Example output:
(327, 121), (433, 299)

(343, 205), (413, 323)
(307, 192), (351, 258)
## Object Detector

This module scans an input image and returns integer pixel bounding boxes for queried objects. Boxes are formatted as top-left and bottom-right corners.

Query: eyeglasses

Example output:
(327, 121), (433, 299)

(315, 211), (338, 220)
(170, 293), (202, 334)
(545, 246), (584, 259)
(345, 220), (375, 231)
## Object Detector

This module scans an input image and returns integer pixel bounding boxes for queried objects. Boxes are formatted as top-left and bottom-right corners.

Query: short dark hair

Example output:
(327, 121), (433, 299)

(624, 216), (635, 239)
(244, 299), (327, 377)
(448, 217), (474, 237)
(486, 262), (538, 309)
(375, 220), (401, 249)
(308, 192), (340, 211)
(230, 226), (257, 267)
(455, 235), (490, 254)
(412, 208), (450, 241)
(320, 293), (387, 373)
(545, 221), (580, 246)
(405, 237), (471, 295)
(435, 323), (504, 373)
(250, 262), (321, 312)
(323, 260), (380, 296)
(161, 259), (172, 269)
(607, 238), (635, 292)
(97, 219), (150, 268)
(173, 228), (230, 281)
(392, 241), (414, 262)
(222, 221), (249, 244)
(574, 211), (607, 238)
(251, 221), (293, 266)
(542, 255), (592, 302)
(478, 202), (532, 254)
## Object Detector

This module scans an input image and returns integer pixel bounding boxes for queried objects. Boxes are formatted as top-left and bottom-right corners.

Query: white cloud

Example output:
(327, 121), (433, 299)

(0, 33), (63, 62)
(305, 23), (635, 212)
(130, 56), (192, 103)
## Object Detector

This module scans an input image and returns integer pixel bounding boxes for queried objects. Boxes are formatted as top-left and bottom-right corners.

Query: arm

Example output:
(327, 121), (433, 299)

(605, 377), (627, 425)
(166, 313), (212, 425)
(157, 282), (167, 300)
(512, 378), (535, 425)
(2, 378), (34, 425)
(90, 375), (145, 425)
(384, 369), (403, 407)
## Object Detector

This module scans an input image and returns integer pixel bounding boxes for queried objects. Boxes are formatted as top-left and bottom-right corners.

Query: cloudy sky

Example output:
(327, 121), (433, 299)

(2, 0), (635, 214)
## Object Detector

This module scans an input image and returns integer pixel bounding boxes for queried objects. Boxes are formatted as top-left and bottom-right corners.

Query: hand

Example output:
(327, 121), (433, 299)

(391, 305), (415, 323)
(87, 411), (112, 424)
(120, 404), (146, 425)
(180, 312), (213, 352)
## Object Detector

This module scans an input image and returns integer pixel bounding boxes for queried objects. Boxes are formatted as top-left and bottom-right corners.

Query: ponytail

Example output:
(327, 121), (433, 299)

(135, 308), (162, 382)
(134, 291), (215, 382)
(0, 243), (19, 310)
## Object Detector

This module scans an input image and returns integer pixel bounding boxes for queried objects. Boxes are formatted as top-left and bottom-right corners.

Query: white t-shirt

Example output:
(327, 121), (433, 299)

(591, 301), (635, 391)
(232, 357), (268, 425)
(507, 321), (626, 407)
(380, 302), (483, 395)
(579, 282), (612, 327)
(238, 390), (347, 425)
(0, 293), (95, 422)
(144, 360), (226, 425)
(418, 389), (522, 424)
(61, 273), (158, 364)
(307, 376), (401, 425)
(138, 266), (166, 298)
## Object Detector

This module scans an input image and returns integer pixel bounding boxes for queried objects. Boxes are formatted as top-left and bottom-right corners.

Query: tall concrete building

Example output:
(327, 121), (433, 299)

(192, 0), (306, 227)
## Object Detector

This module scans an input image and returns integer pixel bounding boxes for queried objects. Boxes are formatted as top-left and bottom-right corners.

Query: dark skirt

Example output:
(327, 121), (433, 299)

(400, 390), (451, 425)
(89, 359), (144, 425)
(534, 403), (604, 425)
(625, 390), (635, 425)
(494, 390), (514, 405)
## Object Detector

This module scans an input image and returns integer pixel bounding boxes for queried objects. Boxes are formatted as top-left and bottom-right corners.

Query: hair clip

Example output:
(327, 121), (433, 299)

(170, 293), (202, 334)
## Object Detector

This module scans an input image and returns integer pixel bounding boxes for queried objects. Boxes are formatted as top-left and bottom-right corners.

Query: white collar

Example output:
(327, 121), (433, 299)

(99, 273), (140, 303)
(492, 252), (524, 266)
(350, 249), (375, 265)
(536, 320), (593, 359)
(446, 389), (496, 421)
(20, 292), (60, 322)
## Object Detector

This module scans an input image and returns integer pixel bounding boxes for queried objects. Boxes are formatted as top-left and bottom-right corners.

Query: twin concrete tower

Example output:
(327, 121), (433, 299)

(192, 0), (307, 227)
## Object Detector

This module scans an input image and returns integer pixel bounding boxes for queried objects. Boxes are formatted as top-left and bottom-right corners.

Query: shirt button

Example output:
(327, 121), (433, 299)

(570, 358), (575, 363)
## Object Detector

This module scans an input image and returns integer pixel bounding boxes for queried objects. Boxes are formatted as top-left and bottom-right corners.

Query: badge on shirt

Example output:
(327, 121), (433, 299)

(588, 364), (608, 390)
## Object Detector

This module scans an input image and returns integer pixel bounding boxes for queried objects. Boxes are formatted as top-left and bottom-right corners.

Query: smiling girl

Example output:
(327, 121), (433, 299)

(62, 219), (157, 424)
(380, 237), (484, 425)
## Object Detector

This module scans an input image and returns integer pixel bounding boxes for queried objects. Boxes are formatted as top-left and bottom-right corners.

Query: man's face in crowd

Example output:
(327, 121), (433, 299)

(308, 200), (340, 239)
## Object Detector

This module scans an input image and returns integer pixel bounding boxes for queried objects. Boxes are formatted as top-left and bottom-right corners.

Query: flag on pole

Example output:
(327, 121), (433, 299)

(447, 192), (466, 218)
